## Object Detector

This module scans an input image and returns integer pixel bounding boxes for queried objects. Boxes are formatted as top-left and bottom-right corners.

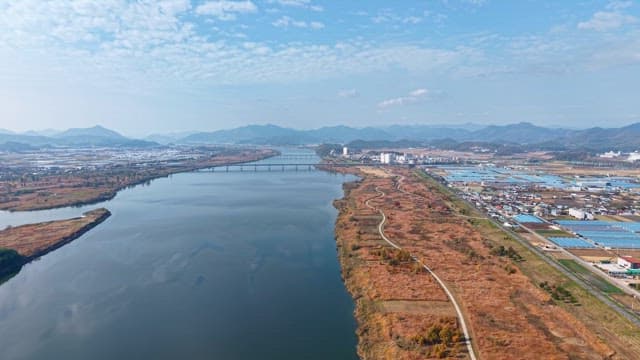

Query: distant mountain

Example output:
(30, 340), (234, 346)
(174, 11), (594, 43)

(177, 123), (501, 145)
(560, 122), (640, 151)
(180, 124), (472, 145)
(382, 125), (471, 141)
(55, 125), (125, 139)
(0, 125), (157, 149)
(22, 129), (60, 137)
(0, 141), (37, 152)
(0, 133), (56, 146)
(0, 129), (15, 135)
(51, 125), (157, 147)
(145, 131), (199, 145)
(306, 126), (390, 143)
(4, 122), (640, 152)
(466, 122), (571, 144)
(176, 122), (640, 151)
(182, 124), (308, 144)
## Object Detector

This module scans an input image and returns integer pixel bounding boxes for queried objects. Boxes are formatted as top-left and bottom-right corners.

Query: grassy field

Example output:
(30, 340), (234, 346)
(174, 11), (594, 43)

(558, 259), (623, 294)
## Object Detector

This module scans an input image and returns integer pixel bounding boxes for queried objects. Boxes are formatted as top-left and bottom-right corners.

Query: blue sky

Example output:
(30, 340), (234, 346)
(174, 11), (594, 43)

(0, 0), (639, 136)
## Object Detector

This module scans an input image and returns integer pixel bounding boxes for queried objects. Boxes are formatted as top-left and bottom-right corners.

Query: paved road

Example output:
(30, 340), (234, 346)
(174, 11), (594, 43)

(364, 181), (478, 360)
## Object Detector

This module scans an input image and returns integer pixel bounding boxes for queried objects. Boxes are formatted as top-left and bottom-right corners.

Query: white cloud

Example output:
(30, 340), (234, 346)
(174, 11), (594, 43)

(272, 16), (324, 29)
(465, 0), (487, 5)
(275, 0), (307, 5)
(378, 88), (437, 109)
(584, 32), (640, 69)
(409, 88), (427, 97)
(269, 0), (323, 12)
(195, 0), (257, 20)
(338, 89), (359, 98)
(607, 1), (633, 11)
(578, 2), (637, 32)
(243, 42), (272, 55)
(578, 11), (636, 31)
(372, 9), (425, 24)
(0, 0), (479, 91)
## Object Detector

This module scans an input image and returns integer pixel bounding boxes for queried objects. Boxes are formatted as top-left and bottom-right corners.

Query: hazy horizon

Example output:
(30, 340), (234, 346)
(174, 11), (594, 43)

(1, 0), (639, 135)
(0, 120), (631, 139)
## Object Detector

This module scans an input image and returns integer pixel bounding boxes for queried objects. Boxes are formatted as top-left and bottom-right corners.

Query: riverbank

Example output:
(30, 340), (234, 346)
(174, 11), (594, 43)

(0, 152), (359, 360)
(334, 167), (468, 359)
(0, 148), (277, 211)
(333, 166), (628, 359)
(0, 208), (111, 278)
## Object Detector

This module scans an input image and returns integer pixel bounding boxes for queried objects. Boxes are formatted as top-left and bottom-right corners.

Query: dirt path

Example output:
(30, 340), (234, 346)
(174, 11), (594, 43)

(364, 185), (478, 360)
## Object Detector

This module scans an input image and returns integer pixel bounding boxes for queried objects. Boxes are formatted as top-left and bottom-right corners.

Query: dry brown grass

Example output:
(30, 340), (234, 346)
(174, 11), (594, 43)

(334, 165), (624, 360)
(0, 208), (110, 257)
(334, 169), (468, 359)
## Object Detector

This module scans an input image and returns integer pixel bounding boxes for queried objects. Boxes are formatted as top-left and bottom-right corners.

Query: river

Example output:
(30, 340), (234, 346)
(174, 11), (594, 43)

(0, 150), (358, 360)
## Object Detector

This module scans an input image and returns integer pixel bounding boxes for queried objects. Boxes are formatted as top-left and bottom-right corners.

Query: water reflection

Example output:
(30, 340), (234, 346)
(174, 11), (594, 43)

(0, 150), (358, 360)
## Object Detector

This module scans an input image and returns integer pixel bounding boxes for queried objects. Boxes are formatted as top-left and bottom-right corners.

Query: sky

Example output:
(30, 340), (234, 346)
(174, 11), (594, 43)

(0, 0), (639, 136)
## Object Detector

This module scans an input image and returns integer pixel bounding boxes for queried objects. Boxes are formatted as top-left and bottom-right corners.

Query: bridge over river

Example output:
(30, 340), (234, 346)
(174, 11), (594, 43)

(201, 162), (368, 172)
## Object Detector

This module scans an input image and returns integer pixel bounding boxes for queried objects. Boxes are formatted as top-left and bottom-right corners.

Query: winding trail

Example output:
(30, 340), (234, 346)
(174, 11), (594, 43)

(364, 178), (478, 360)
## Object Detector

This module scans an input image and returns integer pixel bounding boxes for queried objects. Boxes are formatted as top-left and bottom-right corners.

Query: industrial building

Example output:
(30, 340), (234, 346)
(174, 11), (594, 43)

(618, 256), (640, 270)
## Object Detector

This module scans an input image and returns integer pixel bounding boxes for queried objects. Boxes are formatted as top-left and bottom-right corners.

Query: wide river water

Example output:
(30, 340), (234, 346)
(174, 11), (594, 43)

(0, 150), (358, 360)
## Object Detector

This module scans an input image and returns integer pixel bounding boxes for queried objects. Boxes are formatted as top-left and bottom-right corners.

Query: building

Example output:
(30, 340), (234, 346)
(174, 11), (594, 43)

(618, 256), (640, 270)
(628, 152), (640, 162)
(599, 151), (620, 159)
(596, 263), (629, 278)
(568, 208), (594, 220)
(342, 147), (348, 156)
(380, 152), (392, 164)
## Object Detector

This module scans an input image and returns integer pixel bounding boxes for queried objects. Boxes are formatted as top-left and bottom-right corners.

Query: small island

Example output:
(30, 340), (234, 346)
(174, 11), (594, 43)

(0, 208), (111, 279)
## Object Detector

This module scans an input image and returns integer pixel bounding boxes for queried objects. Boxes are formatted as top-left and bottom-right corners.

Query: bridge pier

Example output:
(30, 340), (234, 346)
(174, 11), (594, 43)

(205, 162), (364, 173)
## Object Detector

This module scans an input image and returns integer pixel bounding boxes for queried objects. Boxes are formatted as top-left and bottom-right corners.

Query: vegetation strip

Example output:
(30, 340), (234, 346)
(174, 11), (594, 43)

(0, 208), (111, 279)
(365, 185), (477, 360)
(333, 164), (640, 358)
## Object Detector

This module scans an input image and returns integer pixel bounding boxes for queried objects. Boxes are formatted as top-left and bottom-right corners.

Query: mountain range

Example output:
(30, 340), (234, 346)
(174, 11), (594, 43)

(2, 122), (640, 152)
(0, 125), (156, 149)
(176, 122), (640, 151)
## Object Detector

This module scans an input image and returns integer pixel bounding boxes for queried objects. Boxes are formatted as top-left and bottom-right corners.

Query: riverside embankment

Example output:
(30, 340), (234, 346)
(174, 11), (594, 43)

(333, 165), (625, 359)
